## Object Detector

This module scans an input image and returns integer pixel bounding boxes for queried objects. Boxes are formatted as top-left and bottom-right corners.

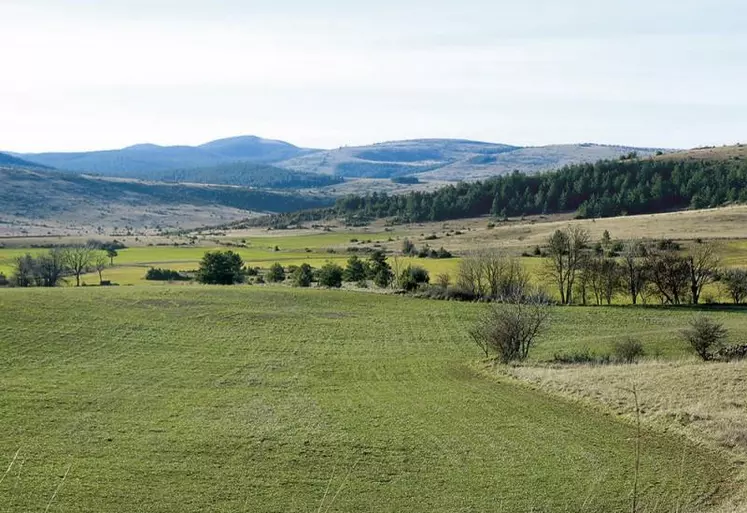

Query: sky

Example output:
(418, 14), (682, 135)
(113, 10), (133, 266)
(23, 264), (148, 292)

(1, 0), (746, 152)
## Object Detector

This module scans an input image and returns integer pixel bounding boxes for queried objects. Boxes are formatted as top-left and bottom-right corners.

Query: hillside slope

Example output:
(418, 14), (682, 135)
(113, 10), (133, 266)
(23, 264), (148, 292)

(276, 140), (666, 180)
(145, 161), (344, 189)
(0, 166), (333, 236)
(15, 136), (317, 175)
(0, 152), (54, 171)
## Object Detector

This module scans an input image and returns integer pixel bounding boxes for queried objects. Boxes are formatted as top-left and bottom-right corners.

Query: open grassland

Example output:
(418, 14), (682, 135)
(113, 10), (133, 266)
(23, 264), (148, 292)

(0, 287), (742, 512)
(502, 360), (747, 512)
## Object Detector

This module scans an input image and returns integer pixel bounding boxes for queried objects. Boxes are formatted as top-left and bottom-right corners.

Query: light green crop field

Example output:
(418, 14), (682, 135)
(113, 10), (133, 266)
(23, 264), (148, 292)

(0, 286), (741, 512)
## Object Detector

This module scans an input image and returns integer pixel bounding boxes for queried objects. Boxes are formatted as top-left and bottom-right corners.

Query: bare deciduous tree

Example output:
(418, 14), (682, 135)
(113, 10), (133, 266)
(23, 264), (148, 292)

(621, 242), (648, 305)
(722, 268), (747, 304)
(63, 245), (95, 287)
(645, 249), (690, 305)
(544, 225), (590, 304)
(35, 248), (67, 287)
(469, 295), (551, 362)
(457, 250), (529, 300)
(686, 243), (720, 305)
(93, 252), (109, 285)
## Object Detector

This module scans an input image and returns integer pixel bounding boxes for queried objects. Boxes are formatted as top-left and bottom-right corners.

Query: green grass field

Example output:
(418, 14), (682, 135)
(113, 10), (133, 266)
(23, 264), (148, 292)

(0, 286), (740, 512)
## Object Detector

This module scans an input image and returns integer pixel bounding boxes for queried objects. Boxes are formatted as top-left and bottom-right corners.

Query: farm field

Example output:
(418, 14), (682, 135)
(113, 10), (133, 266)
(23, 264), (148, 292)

(2, 205), (747, 288)
(0, 286), (743, 512)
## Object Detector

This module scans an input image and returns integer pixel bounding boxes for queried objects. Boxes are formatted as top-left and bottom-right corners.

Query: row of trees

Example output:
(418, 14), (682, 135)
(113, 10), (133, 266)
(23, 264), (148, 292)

(543, 227), (739, 306)
(9, 246), (111, 287)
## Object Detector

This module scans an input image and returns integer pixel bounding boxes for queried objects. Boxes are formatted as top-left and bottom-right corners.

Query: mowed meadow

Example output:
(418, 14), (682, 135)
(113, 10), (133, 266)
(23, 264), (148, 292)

(0, 286), (742, 512)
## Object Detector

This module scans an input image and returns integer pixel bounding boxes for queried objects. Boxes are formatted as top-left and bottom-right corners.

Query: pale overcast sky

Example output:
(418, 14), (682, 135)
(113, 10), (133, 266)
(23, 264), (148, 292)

(1, 0), (746, 152)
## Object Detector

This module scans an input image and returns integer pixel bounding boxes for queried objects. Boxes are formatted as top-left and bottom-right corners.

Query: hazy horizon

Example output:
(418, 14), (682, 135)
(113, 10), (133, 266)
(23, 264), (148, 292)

(2, 0), (746, 153)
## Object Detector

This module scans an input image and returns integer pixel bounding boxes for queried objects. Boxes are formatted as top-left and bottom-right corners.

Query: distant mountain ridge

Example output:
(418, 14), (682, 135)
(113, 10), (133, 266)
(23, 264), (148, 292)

(14, 136), (317, 175)
(278, 140), (669, 180)
(9, 136), (671, 184)
(0, 151), (54, 171)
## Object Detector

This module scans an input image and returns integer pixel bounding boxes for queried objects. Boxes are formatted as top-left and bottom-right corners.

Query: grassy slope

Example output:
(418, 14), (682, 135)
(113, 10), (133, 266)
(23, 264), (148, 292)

(0, 287), (736, 512)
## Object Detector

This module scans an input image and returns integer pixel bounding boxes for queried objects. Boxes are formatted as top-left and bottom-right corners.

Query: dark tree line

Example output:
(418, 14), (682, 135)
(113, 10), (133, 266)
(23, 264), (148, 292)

(332, 157), (747, 222)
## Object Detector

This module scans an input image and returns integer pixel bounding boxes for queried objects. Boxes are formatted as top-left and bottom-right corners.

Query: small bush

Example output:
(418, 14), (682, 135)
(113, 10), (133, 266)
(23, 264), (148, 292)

(292, 263), (314, 287)
(145, 268), (190, 281)
(716, 344), (747, 361)
(267, 263), (285, 283)
(398, 265), (430, 292)
(0, 273), (8, 287)
(424, 234), (439, 241)
(613, 338), (645, 364)
(680, 316), (728, 361)
(552, 350), (611, 365)
(318, 262), (344, 288)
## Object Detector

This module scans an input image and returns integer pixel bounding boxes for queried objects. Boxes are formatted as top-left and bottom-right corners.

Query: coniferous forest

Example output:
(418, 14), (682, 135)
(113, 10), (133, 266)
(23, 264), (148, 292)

(330, 157), (747, 223)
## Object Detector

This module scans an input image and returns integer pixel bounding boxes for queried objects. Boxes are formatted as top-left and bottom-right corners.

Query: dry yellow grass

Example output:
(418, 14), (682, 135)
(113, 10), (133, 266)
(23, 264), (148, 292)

(500, 360), (747, 512)
(655, 144), (747, 163)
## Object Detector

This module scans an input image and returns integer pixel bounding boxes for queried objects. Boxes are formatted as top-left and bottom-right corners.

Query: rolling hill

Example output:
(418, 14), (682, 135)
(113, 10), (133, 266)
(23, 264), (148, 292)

(0, 165), (333, 236)
(11, 137), (669, 185)
(134, 161), (344, 189)
(276, 139), (667, 180)
(14, 136), (317, 176)
(0, 152), (54, 171)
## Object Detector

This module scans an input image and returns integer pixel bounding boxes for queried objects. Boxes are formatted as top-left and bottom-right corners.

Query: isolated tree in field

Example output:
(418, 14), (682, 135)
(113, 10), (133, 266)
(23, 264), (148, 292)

(680, 316), (728, 361)
(106, 248), (118, 266)
(469, 296), (551, 362)
(343, 256), (367, 282)
(621, 242), (648, 305)
(196, 250), (244, 285)
(63, 245), (95, 287)
(93, 252), (109, 284)
(686, 243), (720, 304)
(722, 268), (747, 304)
(292, 263), (314, 287)
(318, 262), (343, 288)
(544, 226), (590, 304)
(267, 263), (285, 283)
(402, 238), (416, 256)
